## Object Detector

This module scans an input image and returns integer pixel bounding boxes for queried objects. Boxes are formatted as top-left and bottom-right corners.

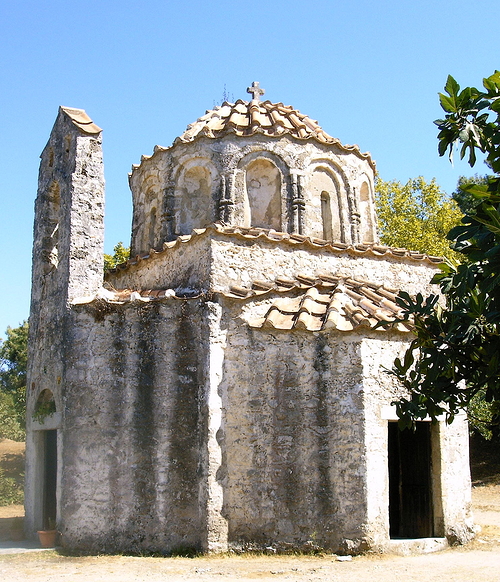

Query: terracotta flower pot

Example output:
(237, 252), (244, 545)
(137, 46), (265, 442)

(37, 529), (58, 548)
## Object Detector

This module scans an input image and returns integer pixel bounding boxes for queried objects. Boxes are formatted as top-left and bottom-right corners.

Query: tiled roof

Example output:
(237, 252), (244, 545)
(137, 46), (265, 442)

(75, 274), (411, 333)
(105, 224), (442, 275)
(71, 286), (201, 306)
(60, 106), (102, 134)
(227, 274), (412, 333)
(171, 99), (374, 169)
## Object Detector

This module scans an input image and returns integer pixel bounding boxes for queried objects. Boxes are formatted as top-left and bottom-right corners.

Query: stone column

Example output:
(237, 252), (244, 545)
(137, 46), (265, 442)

(348, 187), (361, 244)
(217, 172), (235, 224)
(160, 181), (176, 240)
(290, 171), (305, 234)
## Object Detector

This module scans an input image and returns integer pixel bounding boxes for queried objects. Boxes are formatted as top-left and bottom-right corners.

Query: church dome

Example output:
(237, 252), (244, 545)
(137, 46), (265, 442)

(174, 82), (372, 167)
(176, 98), (336, 145)
(128, 83), (378, 254)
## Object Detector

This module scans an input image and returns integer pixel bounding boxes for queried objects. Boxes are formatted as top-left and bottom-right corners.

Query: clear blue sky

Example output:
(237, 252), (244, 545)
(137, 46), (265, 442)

(0, 0), (498, 339)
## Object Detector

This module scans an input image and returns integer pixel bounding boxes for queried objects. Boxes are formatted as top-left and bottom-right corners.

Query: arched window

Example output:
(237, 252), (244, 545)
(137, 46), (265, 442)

(309, 169), (341, 241)
(64, 135), (71, 158)
(321, 191), (333, 241)
(148, 207), (157, 249)
(42, 181), (61, 272)
(48, 148), (54, 168)
(244, 158), (281, 230)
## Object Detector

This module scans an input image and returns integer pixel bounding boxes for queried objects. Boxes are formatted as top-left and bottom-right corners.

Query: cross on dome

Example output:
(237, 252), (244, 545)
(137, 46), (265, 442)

(247, 81), (265, 102)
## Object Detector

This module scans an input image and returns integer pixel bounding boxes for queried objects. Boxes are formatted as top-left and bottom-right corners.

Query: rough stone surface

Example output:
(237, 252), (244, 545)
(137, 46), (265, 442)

(25, 95), (473, 555)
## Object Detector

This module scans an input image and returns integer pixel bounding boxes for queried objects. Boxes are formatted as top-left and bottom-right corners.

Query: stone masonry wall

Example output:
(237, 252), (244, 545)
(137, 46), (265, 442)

(218, 298), (369, 552)
(210, 236), (438, 295)
(360, 336), (474, 549)
(59, 299), (208, 553)
(107, 234), (211, 294)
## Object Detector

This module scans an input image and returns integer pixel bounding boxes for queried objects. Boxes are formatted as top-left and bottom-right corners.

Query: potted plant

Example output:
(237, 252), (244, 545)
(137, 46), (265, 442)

(37, 518), (58, 548)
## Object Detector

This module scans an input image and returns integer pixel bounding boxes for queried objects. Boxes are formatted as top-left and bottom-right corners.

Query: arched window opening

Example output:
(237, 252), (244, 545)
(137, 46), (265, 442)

(64, 135), (71, 158)
(33, 389), (57, 424)
(48, 148), (54, 168)
(43, 182), (61, 272)
(245, 158), (281, 230)
(321, 191), (333, 241)
(148, 207), (157, 249)
(309, 169), (342, 241)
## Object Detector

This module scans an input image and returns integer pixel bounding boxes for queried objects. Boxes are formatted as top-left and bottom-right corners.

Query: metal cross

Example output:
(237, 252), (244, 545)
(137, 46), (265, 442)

(247, 81), (265, 102)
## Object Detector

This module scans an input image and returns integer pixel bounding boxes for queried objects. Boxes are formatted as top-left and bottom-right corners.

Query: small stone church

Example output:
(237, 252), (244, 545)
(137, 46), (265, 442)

(25, 83), (474, 554)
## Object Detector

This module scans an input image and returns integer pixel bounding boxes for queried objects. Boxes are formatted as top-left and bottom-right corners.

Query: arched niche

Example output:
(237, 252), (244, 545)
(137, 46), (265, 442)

(359, 180), (376, 243)
(175, 162), (214, 234)
(131, 172), (161, 254)
(47, 147), (54, 168)
(308, 168), (342, 241)
(244, 158), (281, 230)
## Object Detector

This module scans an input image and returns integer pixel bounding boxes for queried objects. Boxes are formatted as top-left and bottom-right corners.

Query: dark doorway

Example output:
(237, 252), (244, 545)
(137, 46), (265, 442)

(388, 422), (433, 538)
(43, 430), (57, 528)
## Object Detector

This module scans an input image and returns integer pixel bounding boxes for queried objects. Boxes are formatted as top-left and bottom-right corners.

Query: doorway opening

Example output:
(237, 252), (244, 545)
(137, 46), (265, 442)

(43, 430), (58, 528)
(388, 421), (434, 538)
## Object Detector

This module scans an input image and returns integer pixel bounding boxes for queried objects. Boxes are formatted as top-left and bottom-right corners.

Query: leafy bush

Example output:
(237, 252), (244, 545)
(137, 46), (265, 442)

(0, 391), (24, 441)
(0, 466), (23, 505)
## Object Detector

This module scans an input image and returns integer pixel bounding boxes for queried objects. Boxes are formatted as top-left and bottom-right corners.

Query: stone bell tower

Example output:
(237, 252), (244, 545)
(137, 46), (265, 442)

(25, 107), (105, 535)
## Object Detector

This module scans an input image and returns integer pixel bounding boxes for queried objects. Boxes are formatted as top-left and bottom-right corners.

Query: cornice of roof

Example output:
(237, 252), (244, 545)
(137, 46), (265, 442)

(104, 224), (443, 277)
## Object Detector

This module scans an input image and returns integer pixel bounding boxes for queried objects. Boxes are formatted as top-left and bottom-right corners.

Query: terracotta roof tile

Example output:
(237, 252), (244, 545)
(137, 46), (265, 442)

(72, 287), (197, 305)
(172, 99), (375, 169)
(60, 106), (102, 135)
(78, 271), (414, 334)
(235, 275), (414, 333)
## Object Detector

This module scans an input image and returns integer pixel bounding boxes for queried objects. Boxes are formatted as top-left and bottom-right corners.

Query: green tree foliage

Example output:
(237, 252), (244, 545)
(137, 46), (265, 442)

(0, 321), (28, 439)
(104, 241), (130, 272)
(0, 466), (24, 505)
(375, 176), (463, 261)
(0, 392), (24, 441)
(453, 174), (489, 215)
(389, 71), (500, 436)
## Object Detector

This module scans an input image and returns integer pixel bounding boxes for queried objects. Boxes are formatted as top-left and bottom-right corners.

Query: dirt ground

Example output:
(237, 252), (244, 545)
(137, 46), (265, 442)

(1, 439), (500, 581)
